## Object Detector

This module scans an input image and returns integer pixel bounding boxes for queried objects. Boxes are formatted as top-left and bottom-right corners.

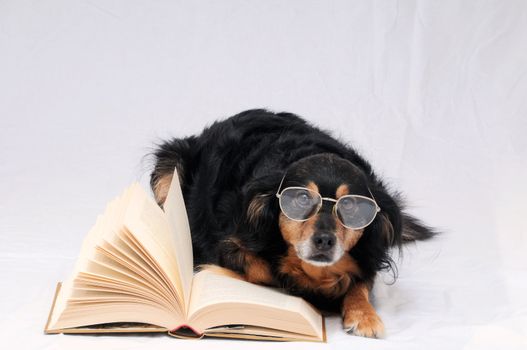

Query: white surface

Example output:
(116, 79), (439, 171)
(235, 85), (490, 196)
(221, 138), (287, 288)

(1, 1), (526, 349)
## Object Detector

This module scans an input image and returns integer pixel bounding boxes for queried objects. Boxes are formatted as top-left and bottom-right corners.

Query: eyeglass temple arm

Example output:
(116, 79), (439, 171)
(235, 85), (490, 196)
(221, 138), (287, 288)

(275, 173), (286, 198)
(367, 187), (381, 212)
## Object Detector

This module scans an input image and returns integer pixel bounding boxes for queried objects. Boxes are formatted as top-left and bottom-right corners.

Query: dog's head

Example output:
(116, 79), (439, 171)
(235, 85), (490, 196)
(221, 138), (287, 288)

(245, 153), (401, 271)
(274, 153), (398, 268)
(276, 154), (368, 266)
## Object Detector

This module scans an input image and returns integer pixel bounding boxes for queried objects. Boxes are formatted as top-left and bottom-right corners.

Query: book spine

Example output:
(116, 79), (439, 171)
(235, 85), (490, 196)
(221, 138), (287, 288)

(168, 325), (204, 339)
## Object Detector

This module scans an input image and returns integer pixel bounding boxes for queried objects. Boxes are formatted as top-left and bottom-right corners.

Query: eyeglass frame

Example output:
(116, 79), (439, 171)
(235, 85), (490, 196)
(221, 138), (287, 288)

(274, 174), (381, 230)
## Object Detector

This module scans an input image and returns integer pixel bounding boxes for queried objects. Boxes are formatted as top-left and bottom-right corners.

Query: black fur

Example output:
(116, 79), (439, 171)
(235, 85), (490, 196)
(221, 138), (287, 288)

(150, 109), (435, 311)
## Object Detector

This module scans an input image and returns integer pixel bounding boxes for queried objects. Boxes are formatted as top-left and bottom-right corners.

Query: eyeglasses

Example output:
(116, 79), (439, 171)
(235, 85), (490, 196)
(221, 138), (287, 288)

(275, 176), (381, 230)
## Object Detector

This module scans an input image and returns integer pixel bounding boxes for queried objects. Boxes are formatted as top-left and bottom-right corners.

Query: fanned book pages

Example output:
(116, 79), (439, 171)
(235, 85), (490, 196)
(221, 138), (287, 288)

(44, 169), (326, 342)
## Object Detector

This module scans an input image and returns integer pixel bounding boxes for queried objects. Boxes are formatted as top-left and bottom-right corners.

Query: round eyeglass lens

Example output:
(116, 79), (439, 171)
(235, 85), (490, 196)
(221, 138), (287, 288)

(336, 196), (378, 228)
(279, 188), (321, 221)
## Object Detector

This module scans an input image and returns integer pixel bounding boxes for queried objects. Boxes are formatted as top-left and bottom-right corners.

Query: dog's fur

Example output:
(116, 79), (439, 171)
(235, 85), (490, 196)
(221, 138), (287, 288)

(150, 109), (435, 337)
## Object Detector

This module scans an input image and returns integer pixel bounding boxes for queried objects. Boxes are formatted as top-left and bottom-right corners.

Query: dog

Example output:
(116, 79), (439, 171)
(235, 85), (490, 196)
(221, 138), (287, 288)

(150, 109), (435, 338)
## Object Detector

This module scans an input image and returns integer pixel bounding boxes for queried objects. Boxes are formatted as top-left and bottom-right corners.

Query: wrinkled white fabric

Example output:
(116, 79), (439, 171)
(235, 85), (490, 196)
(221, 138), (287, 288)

(1, 1), (526, 349)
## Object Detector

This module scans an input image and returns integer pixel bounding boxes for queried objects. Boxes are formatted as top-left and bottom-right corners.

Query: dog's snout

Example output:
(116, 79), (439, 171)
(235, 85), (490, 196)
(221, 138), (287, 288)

(312, 232), (335, 251)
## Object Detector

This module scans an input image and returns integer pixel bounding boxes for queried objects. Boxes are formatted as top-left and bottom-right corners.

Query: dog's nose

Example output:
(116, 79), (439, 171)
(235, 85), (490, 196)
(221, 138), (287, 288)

(312, 232), (335, 251)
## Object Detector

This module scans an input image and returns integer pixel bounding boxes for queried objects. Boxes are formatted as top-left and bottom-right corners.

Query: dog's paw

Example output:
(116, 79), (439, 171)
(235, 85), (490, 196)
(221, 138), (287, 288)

(342, 309), (385, 338)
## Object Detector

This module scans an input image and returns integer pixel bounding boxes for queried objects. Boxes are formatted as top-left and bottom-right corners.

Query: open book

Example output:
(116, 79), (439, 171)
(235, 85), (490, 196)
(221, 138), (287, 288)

(44, 169), (325, 342)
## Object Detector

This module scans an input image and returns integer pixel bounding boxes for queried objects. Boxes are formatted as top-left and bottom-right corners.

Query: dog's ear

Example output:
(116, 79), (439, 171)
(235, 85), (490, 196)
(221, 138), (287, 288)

(246, 193), (274, 229)
(240, 175), (282, 249)
(368, 185), (403, 248)
(374, 211), (398, 247)
(348, 185), (403, 277)
(369, 183), (437, 246)
(400, 213), (438, 242)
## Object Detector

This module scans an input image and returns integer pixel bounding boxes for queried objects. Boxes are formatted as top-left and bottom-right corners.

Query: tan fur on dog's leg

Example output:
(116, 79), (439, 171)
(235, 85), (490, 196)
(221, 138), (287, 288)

(219, 237), (275, 286)
(342, 282), (385, 338)
(244, 253), (274, 285)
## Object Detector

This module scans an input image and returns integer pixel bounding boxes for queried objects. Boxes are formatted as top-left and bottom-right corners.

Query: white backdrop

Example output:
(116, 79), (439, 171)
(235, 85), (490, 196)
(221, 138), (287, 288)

(1, 1), (526, 349)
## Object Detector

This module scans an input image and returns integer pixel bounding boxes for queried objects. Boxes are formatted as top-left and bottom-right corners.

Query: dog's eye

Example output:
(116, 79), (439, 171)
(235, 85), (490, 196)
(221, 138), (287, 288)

(295, 191), (312, 207)
(339, 196), (357, 212)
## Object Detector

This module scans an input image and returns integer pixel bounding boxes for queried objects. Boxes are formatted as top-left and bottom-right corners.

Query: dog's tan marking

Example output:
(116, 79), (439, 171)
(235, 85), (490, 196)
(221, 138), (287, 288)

(336, 184), (349, 198)
(279, 247), (362, 298)
(338, 225), (364, 251)
(153, 173), (173, 206)
(244, 254), (274, 285)
(306, 181), (319, 193)
(278, 212), (318, 245)
(334, 184), (365, 250)
(342, 282), (385, 338)
(221, 237), (274, 285)
(247, 194), (269, 225)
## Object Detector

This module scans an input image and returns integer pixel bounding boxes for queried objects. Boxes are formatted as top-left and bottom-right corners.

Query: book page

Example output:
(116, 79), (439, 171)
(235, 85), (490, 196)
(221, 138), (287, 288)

(48, 188), (132, 329)
(162, 169), (194, 313)
(205, 325), (325, 342)
(187, 269), (323, 340)
(122, 184), (184, 306)
(47, 184), (186, 332)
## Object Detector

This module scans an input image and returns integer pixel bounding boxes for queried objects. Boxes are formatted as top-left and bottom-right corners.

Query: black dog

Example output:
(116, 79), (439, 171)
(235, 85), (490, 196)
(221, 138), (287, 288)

(150, 109), (435, 338)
